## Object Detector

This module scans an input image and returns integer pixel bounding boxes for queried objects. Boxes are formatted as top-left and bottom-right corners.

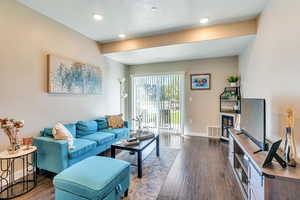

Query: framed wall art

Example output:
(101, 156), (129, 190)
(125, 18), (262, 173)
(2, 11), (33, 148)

(190, 73), (211, 90)
(47, 54), (102, 94)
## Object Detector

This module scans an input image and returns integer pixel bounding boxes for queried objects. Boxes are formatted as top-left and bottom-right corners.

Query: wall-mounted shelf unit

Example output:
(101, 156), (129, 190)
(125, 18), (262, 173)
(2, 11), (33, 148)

(220, 87), (241, 114)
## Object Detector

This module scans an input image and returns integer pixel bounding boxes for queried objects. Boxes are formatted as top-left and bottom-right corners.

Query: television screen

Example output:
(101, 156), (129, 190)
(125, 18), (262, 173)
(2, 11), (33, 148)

(240, 98), (267, 150)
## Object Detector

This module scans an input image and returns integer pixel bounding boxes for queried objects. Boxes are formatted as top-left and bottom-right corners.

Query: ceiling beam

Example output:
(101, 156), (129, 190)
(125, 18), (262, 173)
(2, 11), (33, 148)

(99, 19), (257, 54)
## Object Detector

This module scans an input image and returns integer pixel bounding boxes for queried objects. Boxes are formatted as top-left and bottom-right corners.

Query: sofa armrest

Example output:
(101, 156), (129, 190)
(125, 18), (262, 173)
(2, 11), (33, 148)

(124, 120), (130, 129)
(33, 137), (69, 173)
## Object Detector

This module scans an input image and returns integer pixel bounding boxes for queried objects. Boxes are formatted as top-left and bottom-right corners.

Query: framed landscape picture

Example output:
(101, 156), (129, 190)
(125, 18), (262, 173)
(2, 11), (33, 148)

(47, 54), (102, 94)
(190, 73), (211, 90)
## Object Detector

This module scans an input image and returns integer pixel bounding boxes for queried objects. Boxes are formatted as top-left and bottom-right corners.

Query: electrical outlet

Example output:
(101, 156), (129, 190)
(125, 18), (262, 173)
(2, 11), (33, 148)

(189, 119), (193, 124)
(189, 97), (192, 102)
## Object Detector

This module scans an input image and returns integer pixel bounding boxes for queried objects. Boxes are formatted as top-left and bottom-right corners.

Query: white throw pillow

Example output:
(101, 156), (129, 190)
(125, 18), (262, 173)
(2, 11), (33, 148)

(52, 123), (75, 150)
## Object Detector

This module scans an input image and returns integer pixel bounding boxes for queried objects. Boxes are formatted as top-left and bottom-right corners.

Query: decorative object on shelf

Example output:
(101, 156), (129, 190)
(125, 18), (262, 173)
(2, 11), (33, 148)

(263, 140), (287, 168)
(283, 108), (297, 167)
(227, 76), (239, 87)
(190, 73), (211, 90)
(0, 118), (24, 154)
(47, 54), (102, 94)
(220, 87), (241, 113)
(234, 114), (241, 131)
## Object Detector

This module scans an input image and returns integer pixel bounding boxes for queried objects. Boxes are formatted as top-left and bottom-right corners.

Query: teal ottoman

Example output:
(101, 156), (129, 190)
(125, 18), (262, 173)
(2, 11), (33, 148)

(53, 156), (130, 200)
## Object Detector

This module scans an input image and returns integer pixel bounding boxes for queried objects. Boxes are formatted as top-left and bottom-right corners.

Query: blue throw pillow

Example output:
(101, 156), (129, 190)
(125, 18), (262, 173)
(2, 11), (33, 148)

(42, 123), (76, 138)
(42, 128), (53, 137)
(95, 118), (108, 130)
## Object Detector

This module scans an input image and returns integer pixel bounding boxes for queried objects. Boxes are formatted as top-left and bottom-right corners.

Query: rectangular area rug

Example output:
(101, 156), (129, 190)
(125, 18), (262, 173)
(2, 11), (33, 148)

(119, 146), (180, 200)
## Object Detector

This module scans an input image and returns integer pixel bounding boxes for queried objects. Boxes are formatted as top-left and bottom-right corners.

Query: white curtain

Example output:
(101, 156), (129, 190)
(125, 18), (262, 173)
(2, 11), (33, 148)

(132, 73), (184, 134)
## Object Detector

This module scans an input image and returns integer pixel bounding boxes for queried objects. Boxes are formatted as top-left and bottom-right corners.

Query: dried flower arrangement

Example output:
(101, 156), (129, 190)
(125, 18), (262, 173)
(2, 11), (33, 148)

(0, 118), (24, 154)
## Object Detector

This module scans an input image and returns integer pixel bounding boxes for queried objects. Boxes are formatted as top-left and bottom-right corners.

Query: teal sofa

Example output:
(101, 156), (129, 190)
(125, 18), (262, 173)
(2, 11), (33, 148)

(53, 156), (130, 200)
(33, 118), (130, 174)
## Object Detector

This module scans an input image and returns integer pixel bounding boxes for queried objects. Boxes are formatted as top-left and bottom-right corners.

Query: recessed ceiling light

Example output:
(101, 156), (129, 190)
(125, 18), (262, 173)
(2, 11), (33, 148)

(118, 34), (126, 38)
(93, 14), (103, 21)
(151, 6), (158, 11)
(200, 18), (209, 24)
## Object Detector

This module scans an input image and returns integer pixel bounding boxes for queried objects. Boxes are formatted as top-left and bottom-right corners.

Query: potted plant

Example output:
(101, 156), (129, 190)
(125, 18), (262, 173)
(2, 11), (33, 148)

(227, 76), (239, 87)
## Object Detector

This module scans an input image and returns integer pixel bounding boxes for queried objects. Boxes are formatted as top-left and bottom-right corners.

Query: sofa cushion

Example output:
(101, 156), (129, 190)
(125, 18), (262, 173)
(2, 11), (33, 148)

(80, 132), (115, 146)
(76, 121), (98, 137)
(53, 156), (130, 200)
(101, 128), (129, 139)
(95, 117), (108, 130)
(42, 124), (76, 138)
(76, 130), (97, 137)
(68, 139), (97, 159)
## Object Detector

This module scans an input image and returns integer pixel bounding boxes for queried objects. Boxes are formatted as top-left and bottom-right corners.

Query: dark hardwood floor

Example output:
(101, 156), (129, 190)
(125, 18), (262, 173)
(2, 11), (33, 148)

(14, 135), (242, 200)
(157, 136), (243, 200)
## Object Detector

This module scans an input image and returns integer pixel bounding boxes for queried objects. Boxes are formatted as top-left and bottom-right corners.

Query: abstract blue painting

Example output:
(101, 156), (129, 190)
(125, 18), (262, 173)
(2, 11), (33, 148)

(47, 54), (102, 94)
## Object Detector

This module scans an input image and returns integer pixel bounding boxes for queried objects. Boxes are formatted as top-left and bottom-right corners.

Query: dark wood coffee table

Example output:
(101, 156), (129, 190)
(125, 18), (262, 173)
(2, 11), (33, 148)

(111, 133), (160, 178)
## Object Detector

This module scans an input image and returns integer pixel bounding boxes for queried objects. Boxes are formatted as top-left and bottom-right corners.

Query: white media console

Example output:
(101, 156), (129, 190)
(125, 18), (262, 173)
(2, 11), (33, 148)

(229, 129), (300, 200)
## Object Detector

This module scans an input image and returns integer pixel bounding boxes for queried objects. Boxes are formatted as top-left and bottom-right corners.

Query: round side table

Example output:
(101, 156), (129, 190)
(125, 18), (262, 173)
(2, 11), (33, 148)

(0, 146), (37, 200)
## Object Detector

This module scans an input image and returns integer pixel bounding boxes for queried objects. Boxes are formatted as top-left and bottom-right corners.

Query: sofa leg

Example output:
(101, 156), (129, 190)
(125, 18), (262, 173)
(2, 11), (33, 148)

(124, 189), (128, 197)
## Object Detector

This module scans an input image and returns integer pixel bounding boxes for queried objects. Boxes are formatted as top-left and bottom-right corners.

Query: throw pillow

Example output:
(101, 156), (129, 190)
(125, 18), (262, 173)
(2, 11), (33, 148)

(106, 114), (124, 129)
(52, 123), (75, 150)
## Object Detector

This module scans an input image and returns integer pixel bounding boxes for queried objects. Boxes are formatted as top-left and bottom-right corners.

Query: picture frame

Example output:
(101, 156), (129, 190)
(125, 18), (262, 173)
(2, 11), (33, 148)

(47, 54), (102, 94)
(190, 73), (211, 90)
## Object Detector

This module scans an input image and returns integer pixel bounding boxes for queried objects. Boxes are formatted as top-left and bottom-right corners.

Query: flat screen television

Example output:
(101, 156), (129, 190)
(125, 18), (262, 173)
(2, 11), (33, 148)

(240, 98), (267, 151)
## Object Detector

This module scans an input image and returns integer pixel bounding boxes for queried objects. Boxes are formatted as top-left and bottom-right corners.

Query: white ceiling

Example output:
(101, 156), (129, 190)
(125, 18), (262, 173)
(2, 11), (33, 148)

(105, 35), (256, 65)
(18, 0), (268, 42)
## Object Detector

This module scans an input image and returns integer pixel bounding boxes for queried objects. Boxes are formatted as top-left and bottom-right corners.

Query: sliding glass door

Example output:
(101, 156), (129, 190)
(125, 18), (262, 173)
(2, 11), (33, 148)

(132, 73), (184, 134)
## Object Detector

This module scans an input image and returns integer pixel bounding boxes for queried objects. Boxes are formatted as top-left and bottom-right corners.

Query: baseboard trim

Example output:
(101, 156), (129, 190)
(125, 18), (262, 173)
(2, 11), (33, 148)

(184, 132), (220, 139)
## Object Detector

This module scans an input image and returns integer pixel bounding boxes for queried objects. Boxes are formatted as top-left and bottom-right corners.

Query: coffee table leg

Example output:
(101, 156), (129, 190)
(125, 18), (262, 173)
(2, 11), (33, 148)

(137, 151), (142, 178)
(111, 146), (116, 158)
(156, 136), (160, 157)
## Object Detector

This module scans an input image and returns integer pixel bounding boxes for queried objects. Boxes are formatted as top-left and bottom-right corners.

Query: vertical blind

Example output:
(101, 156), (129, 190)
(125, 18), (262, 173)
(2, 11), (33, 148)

(132, 73), (183, 133)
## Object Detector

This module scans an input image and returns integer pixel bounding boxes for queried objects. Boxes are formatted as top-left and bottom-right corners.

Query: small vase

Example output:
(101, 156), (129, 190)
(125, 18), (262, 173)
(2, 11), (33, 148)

(230, 82), (237, 87)
(233, 105), (239, 111)
(8, 142), (21, 155)
(4, 128), (21, 154)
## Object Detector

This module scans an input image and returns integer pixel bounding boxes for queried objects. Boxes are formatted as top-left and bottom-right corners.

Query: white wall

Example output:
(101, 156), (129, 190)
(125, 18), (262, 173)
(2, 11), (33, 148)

(0, 0), (126, 150)
(239, 0), (300, 154)
(129, 57), (238, 136)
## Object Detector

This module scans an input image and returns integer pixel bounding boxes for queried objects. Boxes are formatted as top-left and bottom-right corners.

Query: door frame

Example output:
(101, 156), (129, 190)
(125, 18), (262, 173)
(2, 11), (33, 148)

(130, 72), (185, 135)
